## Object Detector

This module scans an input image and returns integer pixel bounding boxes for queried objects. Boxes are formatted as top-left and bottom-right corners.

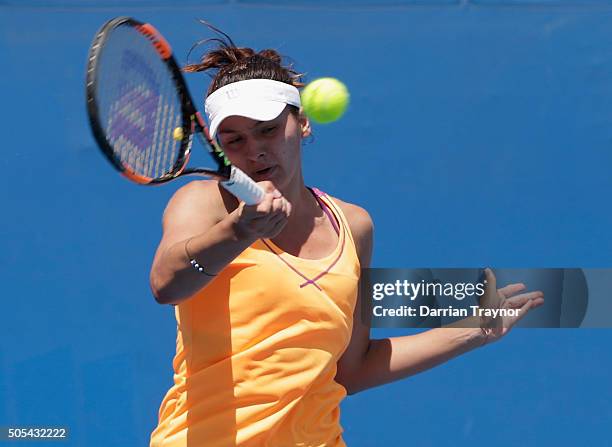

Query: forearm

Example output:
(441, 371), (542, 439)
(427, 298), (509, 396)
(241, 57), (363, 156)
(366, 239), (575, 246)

(347, 327), (484, 394)
(151, 213), (255, 305)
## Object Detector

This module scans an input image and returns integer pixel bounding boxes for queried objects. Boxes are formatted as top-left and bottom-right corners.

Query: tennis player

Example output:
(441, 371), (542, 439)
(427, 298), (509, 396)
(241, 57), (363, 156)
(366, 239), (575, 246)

(148, 32), (545, 447)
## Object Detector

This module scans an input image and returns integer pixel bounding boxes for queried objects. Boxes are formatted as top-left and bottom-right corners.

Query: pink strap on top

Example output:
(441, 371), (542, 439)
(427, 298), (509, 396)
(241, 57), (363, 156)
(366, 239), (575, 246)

(309, 187), (340, 235)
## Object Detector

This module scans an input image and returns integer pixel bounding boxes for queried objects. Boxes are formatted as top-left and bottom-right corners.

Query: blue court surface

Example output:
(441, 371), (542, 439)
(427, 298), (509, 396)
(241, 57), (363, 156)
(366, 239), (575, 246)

(1, 1), (612, 445)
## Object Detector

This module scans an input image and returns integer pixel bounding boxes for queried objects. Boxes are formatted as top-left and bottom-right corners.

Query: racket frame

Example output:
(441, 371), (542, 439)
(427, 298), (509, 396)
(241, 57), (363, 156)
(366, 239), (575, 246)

(86, 16), (232, 185)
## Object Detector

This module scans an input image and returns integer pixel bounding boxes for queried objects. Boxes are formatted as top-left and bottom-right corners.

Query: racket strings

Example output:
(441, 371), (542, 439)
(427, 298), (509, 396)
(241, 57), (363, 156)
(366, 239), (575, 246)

(96, 24), (183, 180)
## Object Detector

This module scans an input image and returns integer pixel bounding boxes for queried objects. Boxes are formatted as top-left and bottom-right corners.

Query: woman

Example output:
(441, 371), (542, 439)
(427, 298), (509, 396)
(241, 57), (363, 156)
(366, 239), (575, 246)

(149, 30), (544, 447)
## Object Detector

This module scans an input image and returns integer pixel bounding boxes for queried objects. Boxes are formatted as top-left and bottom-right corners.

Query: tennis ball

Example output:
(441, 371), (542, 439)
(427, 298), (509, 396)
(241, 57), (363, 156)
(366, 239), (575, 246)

(301, 77), (349, 124)
(173, 127), (184, 141)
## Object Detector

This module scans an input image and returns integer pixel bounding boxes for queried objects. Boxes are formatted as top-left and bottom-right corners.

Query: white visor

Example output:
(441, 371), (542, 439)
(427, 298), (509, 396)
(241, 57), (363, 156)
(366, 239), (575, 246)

(204, 79), (301, 138)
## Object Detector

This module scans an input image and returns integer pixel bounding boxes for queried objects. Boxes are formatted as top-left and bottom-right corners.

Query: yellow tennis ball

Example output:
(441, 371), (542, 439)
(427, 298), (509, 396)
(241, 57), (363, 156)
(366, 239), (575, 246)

(173, 127), (184, 141)
(301, 77), (349, 124)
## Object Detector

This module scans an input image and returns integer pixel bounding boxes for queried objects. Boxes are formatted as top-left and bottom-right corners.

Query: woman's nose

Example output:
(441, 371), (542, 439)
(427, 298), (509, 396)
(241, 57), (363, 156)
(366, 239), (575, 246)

(245, 142), (267, 161)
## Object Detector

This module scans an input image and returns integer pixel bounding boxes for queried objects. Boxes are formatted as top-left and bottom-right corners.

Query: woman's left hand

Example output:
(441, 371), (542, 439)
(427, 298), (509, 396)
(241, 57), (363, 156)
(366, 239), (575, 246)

(478, 268), (545, 345)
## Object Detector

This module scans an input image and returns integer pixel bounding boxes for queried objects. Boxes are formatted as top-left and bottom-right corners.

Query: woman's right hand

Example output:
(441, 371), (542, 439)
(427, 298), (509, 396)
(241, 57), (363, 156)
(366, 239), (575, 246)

(231, 181), (292, 240)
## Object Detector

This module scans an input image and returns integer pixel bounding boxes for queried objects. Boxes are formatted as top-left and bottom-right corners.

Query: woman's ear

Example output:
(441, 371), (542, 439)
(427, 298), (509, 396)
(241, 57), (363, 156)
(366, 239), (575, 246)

(299, 109), (312, 138)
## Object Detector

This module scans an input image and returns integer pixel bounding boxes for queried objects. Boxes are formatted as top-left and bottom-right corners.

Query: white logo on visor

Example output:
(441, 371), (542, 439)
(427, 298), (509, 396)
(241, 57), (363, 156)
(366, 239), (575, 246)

(225, 87), (239, 99)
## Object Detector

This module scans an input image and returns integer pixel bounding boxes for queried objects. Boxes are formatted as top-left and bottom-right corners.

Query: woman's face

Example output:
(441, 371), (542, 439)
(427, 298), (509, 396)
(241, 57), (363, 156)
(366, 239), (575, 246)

(216, 106), (306, 191)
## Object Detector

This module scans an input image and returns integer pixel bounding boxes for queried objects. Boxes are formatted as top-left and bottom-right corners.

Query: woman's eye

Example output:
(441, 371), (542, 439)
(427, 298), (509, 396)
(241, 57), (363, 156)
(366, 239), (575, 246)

(262, 126), (276, 134)
(227, 137), (242, 145)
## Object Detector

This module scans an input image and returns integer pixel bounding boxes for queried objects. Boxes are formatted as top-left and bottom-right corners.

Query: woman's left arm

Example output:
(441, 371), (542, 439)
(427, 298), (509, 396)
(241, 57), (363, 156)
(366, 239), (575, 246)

(334, 203), (544, 396)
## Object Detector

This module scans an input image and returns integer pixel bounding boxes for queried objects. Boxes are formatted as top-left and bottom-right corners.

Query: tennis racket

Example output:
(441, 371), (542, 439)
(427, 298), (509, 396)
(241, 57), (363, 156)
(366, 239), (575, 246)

(85, 16), (265, 205)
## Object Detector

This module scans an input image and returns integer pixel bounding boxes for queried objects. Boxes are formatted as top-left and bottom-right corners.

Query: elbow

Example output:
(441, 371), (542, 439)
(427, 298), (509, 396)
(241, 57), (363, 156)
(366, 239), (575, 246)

(150, 268), (178, 306)
(151, 286), (169, 306)
(340, 380), (363, 396)
(150, 277), (168, 305)
(335, 373), (363, 396)
(151, 285), (180, 306)
(345, 379), (367, 396)
(150, 264), (207, 306)
(344, 385), (359, 396)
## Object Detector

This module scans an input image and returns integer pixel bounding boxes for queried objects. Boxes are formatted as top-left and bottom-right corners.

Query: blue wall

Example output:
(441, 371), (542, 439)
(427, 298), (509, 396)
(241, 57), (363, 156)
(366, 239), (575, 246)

(1, 1), (611, 445)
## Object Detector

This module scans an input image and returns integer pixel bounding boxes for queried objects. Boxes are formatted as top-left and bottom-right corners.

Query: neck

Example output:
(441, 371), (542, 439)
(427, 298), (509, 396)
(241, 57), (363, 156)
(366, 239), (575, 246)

(278, 171), (324, 234)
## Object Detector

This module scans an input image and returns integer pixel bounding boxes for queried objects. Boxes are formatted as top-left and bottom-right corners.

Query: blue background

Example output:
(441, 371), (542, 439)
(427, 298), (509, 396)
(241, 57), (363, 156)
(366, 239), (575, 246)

(1, 0), (611, 445)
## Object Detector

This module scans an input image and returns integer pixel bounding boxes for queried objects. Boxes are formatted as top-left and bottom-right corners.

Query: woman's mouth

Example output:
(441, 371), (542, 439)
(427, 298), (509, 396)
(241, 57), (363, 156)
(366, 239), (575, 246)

(253, 166), (276, 180)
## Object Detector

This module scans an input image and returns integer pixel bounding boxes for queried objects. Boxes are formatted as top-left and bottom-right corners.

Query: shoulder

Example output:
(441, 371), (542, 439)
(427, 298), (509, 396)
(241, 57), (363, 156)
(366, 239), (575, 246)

(331, 197), (373, 239)
(162, 180), (230, 231)
(328, 195), (374, 267)
(164, 179), (220, 206)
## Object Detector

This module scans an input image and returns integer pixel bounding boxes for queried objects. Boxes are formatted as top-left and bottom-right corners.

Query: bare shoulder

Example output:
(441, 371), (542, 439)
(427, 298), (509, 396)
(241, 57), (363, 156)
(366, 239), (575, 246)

(329, 196), (374, 266)
(161, 180), (229, 237)
(330, 196), (374, 238)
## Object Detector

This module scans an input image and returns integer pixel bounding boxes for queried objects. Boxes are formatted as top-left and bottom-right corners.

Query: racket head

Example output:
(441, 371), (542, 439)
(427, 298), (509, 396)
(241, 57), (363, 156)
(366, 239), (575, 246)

(86, 17), (196, 184)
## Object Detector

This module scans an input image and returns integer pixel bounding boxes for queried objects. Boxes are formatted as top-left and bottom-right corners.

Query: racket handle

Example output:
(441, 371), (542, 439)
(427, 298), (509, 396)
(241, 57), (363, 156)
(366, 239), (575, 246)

(220, 167), (266, 205)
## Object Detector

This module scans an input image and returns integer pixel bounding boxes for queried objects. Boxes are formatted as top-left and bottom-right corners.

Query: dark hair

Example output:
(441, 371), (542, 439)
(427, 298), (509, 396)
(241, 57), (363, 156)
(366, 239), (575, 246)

(183, 20), (304, 102)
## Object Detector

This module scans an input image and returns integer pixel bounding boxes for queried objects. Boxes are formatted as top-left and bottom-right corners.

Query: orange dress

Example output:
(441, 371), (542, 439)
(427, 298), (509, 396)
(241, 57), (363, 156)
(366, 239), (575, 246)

(150, 188), (360, 447)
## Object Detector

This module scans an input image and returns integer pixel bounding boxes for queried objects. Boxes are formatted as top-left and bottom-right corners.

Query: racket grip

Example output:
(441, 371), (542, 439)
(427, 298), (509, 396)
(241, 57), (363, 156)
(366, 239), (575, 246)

(220, 167), (266, 205)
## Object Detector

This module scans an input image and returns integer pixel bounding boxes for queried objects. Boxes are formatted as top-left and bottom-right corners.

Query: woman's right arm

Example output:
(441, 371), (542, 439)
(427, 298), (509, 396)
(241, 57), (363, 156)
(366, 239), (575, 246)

(150, 180), (290, 306)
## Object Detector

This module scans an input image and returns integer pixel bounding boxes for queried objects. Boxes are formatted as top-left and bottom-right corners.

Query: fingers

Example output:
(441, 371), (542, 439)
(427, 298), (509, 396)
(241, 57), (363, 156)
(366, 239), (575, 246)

(257, 180), (280, 195)
(271, 196), (290, 215)
(498, 283), (526, 298)
(496, 292), (545, 330)
(503, 291), (544, 308)
(255, 192), (281, 215)
(250, 197), (290, 220)
(477, 275), (546, 342)
(506, 297), (537, 326)
(483, 268), (497, 291)
(234, 182), (291, 239)
(483, 269), (530, 299)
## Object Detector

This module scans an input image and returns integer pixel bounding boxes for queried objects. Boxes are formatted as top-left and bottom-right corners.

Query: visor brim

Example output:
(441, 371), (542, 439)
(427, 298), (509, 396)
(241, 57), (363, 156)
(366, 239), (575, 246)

(209, 101), (288, 138)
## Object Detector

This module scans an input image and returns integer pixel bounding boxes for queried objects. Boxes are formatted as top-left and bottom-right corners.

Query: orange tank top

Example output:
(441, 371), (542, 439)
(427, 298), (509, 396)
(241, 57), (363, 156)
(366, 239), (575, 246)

(150, 187), (361, 447)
